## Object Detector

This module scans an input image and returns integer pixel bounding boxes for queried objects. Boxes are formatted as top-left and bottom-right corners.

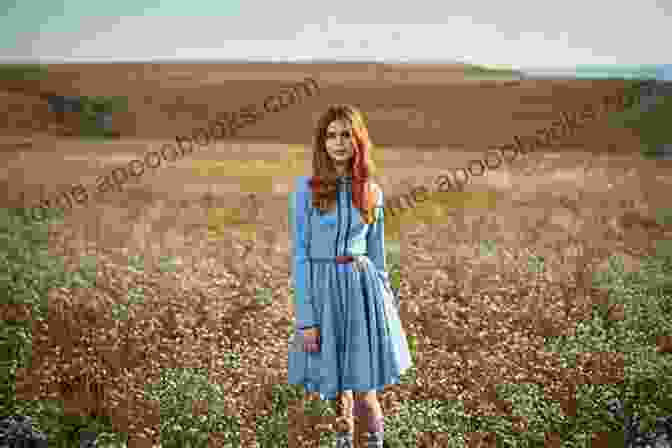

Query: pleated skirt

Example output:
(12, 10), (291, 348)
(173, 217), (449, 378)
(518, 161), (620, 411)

(287, 256), (412, 400)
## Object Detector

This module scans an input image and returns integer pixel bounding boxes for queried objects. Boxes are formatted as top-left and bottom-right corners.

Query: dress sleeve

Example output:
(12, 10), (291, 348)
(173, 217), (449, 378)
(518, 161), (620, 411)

(366, 183), (391, 289)
(289, 177), (317, 330)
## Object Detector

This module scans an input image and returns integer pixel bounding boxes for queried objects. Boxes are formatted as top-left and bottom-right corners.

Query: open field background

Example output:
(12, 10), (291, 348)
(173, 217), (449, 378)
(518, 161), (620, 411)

(1, 63), (672, 447)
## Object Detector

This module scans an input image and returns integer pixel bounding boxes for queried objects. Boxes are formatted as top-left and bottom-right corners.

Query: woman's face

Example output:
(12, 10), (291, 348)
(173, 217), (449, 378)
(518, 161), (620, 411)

(324, 119), (355, 165)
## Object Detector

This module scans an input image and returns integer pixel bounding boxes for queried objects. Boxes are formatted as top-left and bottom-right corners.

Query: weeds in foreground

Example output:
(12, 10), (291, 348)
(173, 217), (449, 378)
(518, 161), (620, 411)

(2, 200), (672, 447)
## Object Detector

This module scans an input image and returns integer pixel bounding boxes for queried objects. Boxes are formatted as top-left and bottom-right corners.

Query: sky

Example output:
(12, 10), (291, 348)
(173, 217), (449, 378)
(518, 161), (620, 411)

(1, 0), (671, 69)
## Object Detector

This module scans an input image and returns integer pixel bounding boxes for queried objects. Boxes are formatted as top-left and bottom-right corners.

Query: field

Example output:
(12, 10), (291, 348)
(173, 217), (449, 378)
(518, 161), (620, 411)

(1, 63), (672, 447)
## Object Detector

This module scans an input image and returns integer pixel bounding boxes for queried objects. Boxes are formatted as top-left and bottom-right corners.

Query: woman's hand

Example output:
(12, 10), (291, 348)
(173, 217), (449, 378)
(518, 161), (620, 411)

(302, 327), (320, 353)
(352, 255), (368, 273)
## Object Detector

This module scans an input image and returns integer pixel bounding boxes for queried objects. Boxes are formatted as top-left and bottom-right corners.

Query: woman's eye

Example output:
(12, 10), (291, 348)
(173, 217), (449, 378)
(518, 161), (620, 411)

(326, 131), (352, 139)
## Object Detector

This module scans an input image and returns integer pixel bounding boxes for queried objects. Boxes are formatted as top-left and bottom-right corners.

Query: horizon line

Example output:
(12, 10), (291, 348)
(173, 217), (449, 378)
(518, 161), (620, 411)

(0, 58), (668, 72)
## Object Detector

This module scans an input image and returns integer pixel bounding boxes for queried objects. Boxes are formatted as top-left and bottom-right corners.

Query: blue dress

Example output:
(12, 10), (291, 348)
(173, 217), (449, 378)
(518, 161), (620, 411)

(287, 175), (412, 401)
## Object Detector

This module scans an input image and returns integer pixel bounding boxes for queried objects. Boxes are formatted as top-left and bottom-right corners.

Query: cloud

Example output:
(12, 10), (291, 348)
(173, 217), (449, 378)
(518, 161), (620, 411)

(3, 0), (669, 66)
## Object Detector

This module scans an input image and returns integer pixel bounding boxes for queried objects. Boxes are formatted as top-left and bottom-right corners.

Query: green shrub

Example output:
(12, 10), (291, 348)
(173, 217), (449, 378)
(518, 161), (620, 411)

(0, 64), (49, 81)
(389, 267), (401, 292)
(0, 205), (122, 445)
(77, 118), (119, 140)
(80, 95), (128, 115)
(541, 246), (672, 443)
(610, 84), (672, 160)
(254, 384), (303, 447)
(158, 255), (179, 273)
(127, 254), (145, 274)
(1, 205), (67, 411)
(255, 287), (273, 306)
(142, 367), (241, 448)
(479, 239), (497, 258)
(656, 207), (672, 227)
(382, 398), (472, 447)
(527, 253), (546, 274)
(386, 240), (401, 267)
(77, 95), (128, 140)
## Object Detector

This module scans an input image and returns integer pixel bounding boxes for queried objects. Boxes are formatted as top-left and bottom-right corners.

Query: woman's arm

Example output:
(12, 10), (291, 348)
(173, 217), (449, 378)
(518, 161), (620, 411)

(366, 183), (391, 289)
(289, 177), (318, 330)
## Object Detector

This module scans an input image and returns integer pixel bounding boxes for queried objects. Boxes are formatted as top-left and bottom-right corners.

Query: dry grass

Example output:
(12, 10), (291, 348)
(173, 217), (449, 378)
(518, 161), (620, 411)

(1, 77), (671, 445)
(2, 64), (671, 447)
(6, 144), (671, 446)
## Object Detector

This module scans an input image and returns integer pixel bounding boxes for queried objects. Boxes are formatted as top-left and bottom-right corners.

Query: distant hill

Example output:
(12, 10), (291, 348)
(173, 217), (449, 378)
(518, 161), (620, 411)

(521, 64), (669, 80)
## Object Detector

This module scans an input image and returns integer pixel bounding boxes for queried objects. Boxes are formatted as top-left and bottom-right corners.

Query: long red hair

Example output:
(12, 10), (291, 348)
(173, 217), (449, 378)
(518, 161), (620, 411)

(308, 105), (378, 224)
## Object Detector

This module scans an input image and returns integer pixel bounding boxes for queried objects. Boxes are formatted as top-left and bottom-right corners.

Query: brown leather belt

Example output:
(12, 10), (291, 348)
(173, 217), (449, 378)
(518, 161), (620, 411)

(308, 255), (367, 264)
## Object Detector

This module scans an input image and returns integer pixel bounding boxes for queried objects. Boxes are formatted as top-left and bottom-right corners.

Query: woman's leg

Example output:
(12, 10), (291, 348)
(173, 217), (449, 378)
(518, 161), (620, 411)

(354, 390), (383, 420)
(335, 391), (354, 433)
(334, 391), (354, 447)
(354, 390), (385, 446)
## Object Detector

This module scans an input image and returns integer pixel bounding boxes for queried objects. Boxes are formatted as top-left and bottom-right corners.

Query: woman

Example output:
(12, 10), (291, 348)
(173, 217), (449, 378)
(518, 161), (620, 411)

(288, 104), (412, 447)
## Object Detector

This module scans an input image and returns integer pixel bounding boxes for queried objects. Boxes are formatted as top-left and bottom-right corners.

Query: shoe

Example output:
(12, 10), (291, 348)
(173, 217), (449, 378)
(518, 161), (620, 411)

(364, 431), (384, 447)
(335, 430), (354, 448)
